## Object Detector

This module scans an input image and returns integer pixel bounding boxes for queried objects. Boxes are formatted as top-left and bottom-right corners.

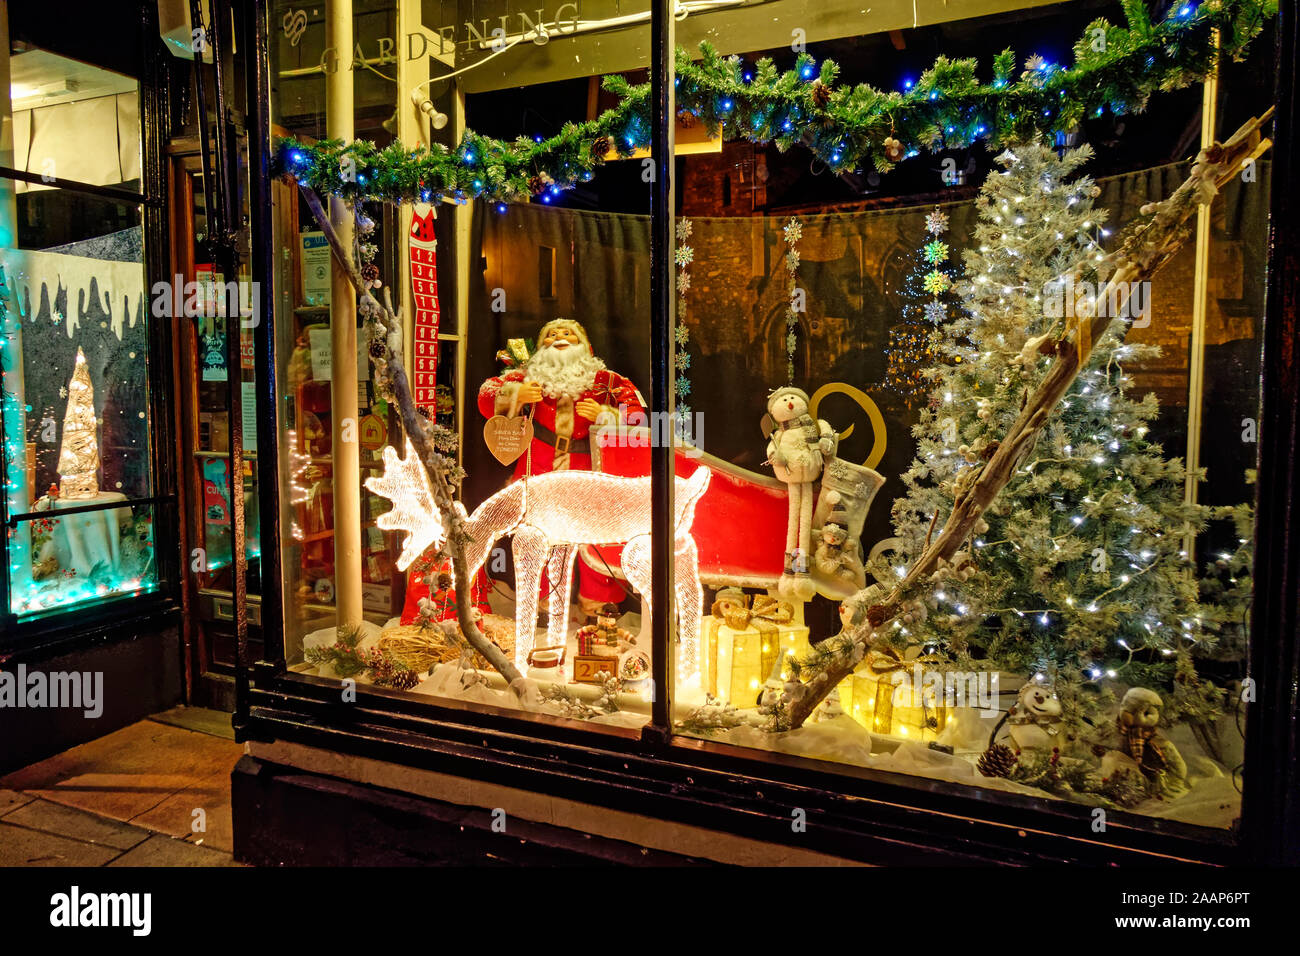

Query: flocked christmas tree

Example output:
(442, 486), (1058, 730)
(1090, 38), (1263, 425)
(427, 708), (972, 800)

(57, 348), (100, 500)
(886, 142), (1223, 733)
(880, 207), (965, 409)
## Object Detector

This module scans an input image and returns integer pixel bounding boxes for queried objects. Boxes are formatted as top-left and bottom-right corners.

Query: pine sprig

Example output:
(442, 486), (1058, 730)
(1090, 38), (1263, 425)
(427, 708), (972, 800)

(274, 1), (1273, 205)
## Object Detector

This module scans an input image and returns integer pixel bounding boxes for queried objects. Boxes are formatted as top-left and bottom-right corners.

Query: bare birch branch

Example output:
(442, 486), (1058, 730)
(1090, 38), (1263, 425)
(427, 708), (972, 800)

(293, 179), (525, 688)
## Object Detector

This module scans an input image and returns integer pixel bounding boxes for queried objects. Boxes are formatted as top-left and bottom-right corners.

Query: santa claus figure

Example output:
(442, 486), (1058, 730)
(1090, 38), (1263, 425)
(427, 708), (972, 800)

(478, 318), (646, 614)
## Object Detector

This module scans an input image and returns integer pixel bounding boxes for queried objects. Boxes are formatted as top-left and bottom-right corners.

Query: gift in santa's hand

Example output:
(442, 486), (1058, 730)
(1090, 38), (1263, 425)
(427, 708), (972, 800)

(589, 426), (789, 588)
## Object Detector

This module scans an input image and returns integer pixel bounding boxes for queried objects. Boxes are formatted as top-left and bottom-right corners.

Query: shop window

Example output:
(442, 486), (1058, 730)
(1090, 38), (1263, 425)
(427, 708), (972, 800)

(0, 40), (161, 623)
(258, 0), (1280, 841)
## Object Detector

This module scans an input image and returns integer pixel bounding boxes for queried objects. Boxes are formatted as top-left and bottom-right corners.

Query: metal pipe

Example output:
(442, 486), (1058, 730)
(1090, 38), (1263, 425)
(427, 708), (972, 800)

(207, 0), (252, 722)
(188, 0), (218, 253)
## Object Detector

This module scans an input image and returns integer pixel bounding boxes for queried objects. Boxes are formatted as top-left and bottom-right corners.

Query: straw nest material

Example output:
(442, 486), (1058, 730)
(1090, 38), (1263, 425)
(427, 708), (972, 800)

(378, 613), (516, 672)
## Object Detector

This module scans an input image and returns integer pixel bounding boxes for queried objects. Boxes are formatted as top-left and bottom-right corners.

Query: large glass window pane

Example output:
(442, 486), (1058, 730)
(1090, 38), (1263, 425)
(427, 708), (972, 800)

(270, 0), (656, 731)
(1, 44), (155, 620)
(664, 0), (1269, 832)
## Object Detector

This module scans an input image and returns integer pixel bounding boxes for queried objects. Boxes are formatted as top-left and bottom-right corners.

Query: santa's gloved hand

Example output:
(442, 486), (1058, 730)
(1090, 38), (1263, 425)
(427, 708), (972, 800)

(576, 398), (603, 422)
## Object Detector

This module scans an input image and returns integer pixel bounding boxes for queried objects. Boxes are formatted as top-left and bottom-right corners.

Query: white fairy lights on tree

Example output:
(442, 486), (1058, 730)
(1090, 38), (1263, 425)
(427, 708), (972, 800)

(881, 207), (964, 409)
(57, 348), (99, 500)
(887, 142), (1220, 730)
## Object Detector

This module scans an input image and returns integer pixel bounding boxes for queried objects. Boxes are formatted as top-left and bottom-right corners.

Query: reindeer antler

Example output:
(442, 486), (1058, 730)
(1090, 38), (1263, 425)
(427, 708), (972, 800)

(365, 437), (446, 571)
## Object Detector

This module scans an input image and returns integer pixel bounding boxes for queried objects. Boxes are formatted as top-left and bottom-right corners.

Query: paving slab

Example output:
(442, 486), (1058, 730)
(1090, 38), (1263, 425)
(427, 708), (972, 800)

(106, 833), (239, 867)
(4, 799), (151, 850)
(0, 821), (121, 867)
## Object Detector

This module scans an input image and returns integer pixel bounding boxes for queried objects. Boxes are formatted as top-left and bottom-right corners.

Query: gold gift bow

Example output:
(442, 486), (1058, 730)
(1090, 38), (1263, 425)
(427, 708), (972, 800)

(863, 645), (939, 676)
(711, 593), (795, 635)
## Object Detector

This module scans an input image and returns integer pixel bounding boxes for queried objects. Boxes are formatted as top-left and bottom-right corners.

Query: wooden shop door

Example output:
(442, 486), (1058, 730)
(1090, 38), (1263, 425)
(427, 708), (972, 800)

(167, 144), (263, 711)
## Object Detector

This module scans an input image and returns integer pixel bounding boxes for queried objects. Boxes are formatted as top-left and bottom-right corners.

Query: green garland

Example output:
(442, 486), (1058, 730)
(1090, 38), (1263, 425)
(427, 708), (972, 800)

(274, 0), (1273, 205)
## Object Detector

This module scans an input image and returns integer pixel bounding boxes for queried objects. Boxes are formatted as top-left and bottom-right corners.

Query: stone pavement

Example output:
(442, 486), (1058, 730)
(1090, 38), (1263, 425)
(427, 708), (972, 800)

(0, 707), (244, 866)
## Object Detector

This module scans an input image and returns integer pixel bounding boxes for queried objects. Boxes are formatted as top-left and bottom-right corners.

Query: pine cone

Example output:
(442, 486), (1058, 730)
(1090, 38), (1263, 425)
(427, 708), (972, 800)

(676, 109), (698, 129)
(811, 81), (831, 109)
(368, 339), (386, 359)
(527, 175), (545, 195)
(388, 668), (421, 691)
(978, 743), (1019, 778)
(361, 263), (380, 282)
(590, 136), (610, 159)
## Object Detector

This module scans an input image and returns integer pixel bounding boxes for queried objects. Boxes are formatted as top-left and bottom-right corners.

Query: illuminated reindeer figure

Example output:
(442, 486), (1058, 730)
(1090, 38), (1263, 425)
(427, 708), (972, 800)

(454, 468), (710, 670)
(367, 441), (710, 672)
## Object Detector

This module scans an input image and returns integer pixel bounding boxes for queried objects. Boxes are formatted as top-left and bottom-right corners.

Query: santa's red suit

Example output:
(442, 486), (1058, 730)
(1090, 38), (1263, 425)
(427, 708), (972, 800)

(477, 330), (646, 610)
(478, 366), (645, 478)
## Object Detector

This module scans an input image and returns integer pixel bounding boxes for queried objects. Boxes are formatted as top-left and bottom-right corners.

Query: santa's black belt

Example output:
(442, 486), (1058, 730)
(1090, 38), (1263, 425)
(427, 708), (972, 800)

(532, 420), (590, 455)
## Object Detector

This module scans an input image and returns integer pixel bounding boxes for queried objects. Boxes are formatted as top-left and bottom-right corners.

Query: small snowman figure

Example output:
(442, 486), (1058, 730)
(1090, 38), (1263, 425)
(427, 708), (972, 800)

(1100, 687), (1188, 798)
(762, 386), (837, 601)
(1005, 682), (1064, 752)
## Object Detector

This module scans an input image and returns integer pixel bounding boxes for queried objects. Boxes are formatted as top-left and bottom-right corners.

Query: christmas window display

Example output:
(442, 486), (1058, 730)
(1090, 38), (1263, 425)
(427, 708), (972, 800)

(269, 2), (661, 729)
(664, 48), (1268, 825)
(1, 222), (158, 618)
(263, 0), (1276, 829)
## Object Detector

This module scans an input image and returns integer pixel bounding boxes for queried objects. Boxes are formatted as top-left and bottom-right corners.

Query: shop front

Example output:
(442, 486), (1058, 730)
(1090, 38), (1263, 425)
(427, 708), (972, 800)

(225, 0), (1297, 864)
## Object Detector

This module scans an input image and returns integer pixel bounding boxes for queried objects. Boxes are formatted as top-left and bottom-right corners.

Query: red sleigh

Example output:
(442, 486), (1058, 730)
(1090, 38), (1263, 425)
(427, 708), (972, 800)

(588, 425), (797, 589)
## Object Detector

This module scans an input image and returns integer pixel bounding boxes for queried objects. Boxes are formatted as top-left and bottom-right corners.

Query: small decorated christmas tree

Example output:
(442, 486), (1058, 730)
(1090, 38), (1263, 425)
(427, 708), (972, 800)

(880, 207), (964, 409)
(58, 348), (99, 500)
(887, 142), (1222, 732)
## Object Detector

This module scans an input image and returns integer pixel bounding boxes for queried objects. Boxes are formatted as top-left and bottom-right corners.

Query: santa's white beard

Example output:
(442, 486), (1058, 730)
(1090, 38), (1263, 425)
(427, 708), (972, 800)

(526, 344), (605, 401)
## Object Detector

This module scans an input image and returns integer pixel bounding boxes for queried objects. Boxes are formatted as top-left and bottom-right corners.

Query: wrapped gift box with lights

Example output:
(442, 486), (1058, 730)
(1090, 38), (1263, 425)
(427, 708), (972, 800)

(845, 645), (949, 742)
(702, 590), (810, 707)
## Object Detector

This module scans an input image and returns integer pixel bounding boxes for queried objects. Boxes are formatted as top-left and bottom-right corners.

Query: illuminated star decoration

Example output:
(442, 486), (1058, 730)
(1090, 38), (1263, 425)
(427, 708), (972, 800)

(924, 239), (949, 264)
(925, 209), (949, 235)
(783, 216), (804, 383)
(923, 270), (953, 296)
(675, 218), (695, 424)
(364, 438), (446, 570)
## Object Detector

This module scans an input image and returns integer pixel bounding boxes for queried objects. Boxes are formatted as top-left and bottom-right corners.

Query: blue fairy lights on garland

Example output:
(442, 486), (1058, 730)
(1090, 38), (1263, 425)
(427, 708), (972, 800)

(273, 1), (1273, 208)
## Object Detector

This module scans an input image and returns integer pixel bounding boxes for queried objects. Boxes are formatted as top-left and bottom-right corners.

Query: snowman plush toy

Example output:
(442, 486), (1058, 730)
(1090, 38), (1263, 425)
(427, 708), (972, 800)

(762, 386), (837, 600)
